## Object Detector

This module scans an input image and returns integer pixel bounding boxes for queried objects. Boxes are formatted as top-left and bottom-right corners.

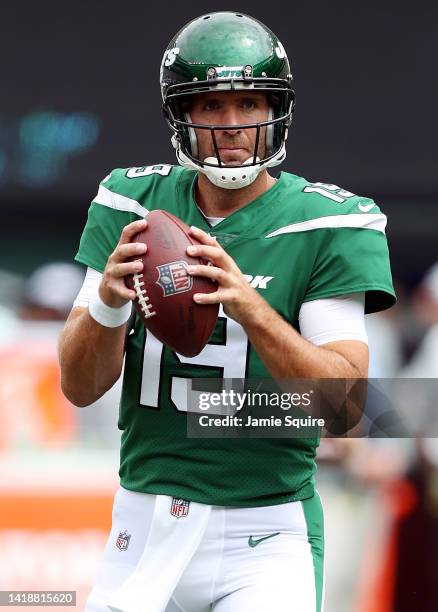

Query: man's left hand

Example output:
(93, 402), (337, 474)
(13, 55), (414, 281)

(186, 226), (265, 325)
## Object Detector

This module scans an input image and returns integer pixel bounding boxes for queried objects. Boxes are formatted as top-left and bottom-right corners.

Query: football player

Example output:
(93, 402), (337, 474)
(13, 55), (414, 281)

(59, 11), (396, 612)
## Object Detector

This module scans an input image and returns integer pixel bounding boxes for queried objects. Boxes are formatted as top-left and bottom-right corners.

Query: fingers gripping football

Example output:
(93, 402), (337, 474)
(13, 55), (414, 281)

(186, 226), (258, 324)
(100, 219), (148, 307)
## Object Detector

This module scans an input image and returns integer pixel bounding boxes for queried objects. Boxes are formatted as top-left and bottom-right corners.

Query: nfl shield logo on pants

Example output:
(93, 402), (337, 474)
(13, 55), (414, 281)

(170, 497), (190, 518)
(116, 529), (131, 551)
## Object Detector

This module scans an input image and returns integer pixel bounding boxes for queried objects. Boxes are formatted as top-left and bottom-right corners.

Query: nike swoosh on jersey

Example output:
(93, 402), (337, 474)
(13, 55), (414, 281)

(358, 202), (375, 213)
(248, 532), (280, 548)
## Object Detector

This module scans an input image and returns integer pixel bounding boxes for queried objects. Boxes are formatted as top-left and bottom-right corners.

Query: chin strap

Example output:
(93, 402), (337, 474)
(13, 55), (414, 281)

(200, 156), (263, 190)
(173, 135), (287, 190)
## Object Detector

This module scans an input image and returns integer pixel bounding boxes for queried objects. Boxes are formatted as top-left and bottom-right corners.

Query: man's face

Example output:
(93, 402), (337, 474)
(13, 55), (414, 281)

(189, 91), (270, 166)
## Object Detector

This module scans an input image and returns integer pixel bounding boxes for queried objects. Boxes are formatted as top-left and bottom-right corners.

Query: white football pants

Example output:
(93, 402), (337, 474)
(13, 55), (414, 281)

(85, 486), (324, 612)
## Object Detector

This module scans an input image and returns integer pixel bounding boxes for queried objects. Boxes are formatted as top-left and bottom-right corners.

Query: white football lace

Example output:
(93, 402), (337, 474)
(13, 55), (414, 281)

(132, 272), (156, 319)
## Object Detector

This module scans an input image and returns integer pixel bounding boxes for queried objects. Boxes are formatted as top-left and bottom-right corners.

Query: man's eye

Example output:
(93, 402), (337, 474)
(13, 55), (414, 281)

(241, 101), (256, 111)
(204, 102), (220, 111)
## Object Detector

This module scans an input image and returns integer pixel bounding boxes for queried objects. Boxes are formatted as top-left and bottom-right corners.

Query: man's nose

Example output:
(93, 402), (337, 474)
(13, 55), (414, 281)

(220, 107), (242, 134)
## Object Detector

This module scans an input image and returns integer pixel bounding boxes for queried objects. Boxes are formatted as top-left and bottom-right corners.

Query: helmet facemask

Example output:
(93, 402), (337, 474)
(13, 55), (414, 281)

(164, 84), (294, 189)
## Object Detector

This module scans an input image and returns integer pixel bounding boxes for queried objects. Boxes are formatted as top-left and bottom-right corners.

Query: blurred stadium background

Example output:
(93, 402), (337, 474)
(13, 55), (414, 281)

(1, 1), (437, 610)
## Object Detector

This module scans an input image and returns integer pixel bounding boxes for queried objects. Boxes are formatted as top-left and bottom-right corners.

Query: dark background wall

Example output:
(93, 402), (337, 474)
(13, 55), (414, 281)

(1, 1), (437, 285)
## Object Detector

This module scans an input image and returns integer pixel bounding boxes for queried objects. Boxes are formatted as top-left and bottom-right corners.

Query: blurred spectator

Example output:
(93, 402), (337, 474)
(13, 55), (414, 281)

(391, 264), (438, 609)
(20, 262), (85, 322)
(317, 437), (413, 612)
(353, 438), (438, 612)
(0, 262), (121, 451)
(400, 262), (438, 378)
(0, 269), (24, 310)
(366, 310), (403, 378)
(365, 281), (406, 378)
(0, 262), (121, 450)
(0, 269), (23, 347)
(0, 263), (85, 450)
(0, 304), (20, 347)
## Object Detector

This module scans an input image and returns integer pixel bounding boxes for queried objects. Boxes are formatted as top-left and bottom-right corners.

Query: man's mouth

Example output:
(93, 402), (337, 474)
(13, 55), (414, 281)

(216, 149), (248, 166)
(218, 147), (246, 152)
(217, 148), (248, 159)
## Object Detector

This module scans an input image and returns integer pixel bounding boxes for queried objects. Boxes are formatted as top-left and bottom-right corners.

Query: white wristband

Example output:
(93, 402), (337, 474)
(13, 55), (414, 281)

(88, 289), (132, 328)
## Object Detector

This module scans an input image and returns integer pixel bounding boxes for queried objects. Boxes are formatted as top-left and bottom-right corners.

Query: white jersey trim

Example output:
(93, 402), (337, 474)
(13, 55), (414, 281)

(265, 213), (387, 238)
(94, 184), (148, 218)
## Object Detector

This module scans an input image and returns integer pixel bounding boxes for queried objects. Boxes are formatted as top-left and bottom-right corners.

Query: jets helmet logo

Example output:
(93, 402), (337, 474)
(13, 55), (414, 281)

(156, 261), (192, 297)
(163, 47), (180, 67)
(170, 498), (190, 518)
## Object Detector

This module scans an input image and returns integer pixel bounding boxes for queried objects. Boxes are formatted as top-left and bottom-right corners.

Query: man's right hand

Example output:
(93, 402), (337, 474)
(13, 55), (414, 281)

(99, 219), (148, 308)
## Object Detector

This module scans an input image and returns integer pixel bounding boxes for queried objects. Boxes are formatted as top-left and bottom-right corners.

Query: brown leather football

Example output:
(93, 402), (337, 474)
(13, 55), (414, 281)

(125, 210), (219, 357)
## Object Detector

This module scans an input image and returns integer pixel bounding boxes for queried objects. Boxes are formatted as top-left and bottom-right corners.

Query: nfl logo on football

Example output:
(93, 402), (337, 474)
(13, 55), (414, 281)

(170, 497), (190, 518)
(156, 261), (193, 297)
(116, 529), (131, 551)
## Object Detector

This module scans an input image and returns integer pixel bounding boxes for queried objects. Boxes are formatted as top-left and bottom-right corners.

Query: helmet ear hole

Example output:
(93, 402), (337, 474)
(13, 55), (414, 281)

(268, 93), (281, 108)
(180, 97), (192, 114)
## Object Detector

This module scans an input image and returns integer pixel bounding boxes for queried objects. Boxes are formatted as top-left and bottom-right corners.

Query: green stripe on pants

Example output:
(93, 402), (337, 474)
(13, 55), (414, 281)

(302, 493), (325, 612)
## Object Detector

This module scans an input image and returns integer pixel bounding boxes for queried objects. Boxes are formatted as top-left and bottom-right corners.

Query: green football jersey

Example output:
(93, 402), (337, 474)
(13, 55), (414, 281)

(75, 164), (395, 507)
